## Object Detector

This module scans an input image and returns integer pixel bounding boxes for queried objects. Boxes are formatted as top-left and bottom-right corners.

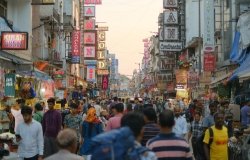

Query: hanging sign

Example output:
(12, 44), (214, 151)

(71, 30), (81, 63)
(84, 46), (96, 58)
(87, 66), (96, 82)
(98, 31), (105, 41)
(84, 32), (96, 45)
(98, 60), (107, 69)
(84, 19), (95, 30)
(204, 53), (216, 71)
(163, 10), (178, 25)
(164, 27), (179, 40)
(31, 0), (55, 5)
(102, 75), (109, 90)
(97, 51), (105, 59)
(163, 0), (178, 8)
(4, 73), (15, 97)
(159, 42), (182, 51)
(204, 0), (215, 52)
(1, 32), (28, 50)
(84, 6), (95, 17)
(98, 42), (105, 50)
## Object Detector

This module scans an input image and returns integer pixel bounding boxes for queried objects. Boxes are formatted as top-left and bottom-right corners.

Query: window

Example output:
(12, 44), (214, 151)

(0, 0), (7, 17)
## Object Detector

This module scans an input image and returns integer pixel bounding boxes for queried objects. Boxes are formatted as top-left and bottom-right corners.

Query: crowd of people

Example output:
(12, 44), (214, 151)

(0, 95), (249, 160)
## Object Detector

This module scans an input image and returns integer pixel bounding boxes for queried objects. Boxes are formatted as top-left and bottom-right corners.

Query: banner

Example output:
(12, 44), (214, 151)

(102, 75), (109, 90)
(71, 30), (81, 63)
(87, 66), (96, 82)
(4, 73), (15, 97)
(204, 53), (216, 71)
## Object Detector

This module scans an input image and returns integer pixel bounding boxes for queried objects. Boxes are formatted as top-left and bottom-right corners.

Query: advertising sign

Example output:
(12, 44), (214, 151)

(84, 0), (102, 5)
(84, 19), (95, 30)
(84, 60), (97, 65)
(1, 32), (28, 50)
(163, 9), (178, 25)
(84, 46), (96, 58)
(97, 26), (109, 31)
(204, 53), (216, 71)
(4, 73), (15, 97)
(159, 28), (164, 41)
(97, 51), (105, 60)
(71, 30), (81, 63)
(102, 75), (109, 90)
(157, 73), (172, 82)
(84, 32), (96, 45)
(97, 69), (109, 75)
(98, 31), (105, 41)
(98, 42), (105, 50)
(98, 60), (107, 69)
(159, 42), (182, 51)
(87, 66), (96, 82)
(204, 0), (215, 52)
(164, 27), (179, 40)
(163, 0), (178, 8)
(175, 69), (188, 84)
(84, 6), (95, 17)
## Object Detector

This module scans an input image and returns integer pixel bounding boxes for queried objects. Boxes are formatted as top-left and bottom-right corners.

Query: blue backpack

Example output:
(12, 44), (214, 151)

(89, 127), (149, 160)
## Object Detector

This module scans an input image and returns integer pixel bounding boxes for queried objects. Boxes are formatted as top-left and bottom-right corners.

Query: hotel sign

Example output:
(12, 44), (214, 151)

(159, 42), (182, 51)
(1, 32), (28, 50)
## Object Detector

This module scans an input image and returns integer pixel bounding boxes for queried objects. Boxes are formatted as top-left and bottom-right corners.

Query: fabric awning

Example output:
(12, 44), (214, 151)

(239, 72), (250, 82)
(210, 72), (232, 88)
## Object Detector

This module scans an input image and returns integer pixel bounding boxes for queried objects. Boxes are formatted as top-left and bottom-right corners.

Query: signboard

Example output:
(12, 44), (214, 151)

(53, 69), (65, 79)
(87, 66), (96, 82)
(163, 0), (178, 8)
(159, 28), (164, 41)
(98, 60), (107, 69)
(159, 58), (175, 71)
(84, 6), (95, 17)
(84, 46), (96, 58)
(157, 73), (172, 82)
(164, 10), (178, 25)
(98, 31), (105, 41)
(97, 69), (109, 75)
(102, 75), (109, 90)
(175, 69), (188, 84)
(84, 19), (95, 30)
(97, 51), (105, 60)
(84, 32), (96, 45)
(71, 30), (81, 63)
(204, 0), (215, 52)
(31, 0), (55, 5)
(84, 60), (97, 65)
(84, 0), (102, 5)
(98, 42), (105, 50)
(164, 27), (179, 40)
(159, 42), (182, 51)
(204, 53), (216, 71)
(4, 73), (15, 97)
(97, 26), (109, 31)
(1, 32), (28, 50)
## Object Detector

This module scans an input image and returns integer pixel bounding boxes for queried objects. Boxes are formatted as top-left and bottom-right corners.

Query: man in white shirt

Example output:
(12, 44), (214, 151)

(16, 105), (44, 160)
(173, 106), (188, 138)
(11, 99), (25, 132)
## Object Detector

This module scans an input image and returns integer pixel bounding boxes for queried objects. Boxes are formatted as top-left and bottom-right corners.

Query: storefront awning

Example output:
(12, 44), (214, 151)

(210, 72), (232, 88)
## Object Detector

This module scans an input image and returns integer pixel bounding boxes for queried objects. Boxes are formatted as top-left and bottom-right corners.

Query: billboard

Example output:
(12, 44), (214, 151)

(71, 30), (81, 63)
(204, 0), (215, 52)
(1, 32), (28, 50)
(163, 9), (178, 25)
(84, 32), (96, 45)
(84, 46), (96, 58)
(86, 66), (96, 82)
(84, 6), (95, 17)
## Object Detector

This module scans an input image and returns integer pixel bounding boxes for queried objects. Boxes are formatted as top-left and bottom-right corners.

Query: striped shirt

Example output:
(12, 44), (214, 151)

(146, 133), (193, 160)
(141, 122), (160, 146)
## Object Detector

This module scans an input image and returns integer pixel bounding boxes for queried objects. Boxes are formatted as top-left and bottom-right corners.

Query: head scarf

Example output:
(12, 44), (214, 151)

(85, 107), (99, 123)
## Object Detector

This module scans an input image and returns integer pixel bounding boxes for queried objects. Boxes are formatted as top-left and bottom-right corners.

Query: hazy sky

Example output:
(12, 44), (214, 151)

(96, 0), (162, 77)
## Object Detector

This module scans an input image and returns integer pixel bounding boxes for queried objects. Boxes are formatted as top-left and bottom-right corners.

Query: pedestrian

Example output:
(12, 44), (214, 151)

(203, 103), (217, 130)
(42, 97), (62, 158)
(16, 106), (44, 160)
(63, 103), (82, 153)
(203, 112), (229, 160)
(105, 103), (124, 131)
(44, 128), (84, 160)
(173, 106), (188, 138)
(33, 103), (44, 123)
(80, 107), (103, 158)
(11, 98), (25, 133)
(240, 99), (250, 128)
(147, 110), (192, 160)
(188, 111), (203, 159)
(141, 107), (160, 146)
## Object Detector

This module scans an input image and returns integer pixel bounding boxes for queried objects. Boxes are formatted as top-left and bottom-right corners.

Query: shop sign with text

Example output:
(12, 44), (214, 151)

(5, 73), (15, 97)
(84, 6), (95, 17)
(84, 32), (96, 45)
(163, 0), (178, 8)
(204, 0), (215, 52)
(84, 46), (96, 58)
(98, 31), (105, 41)
(102, 75), (109, 90)
(84, 19), (95, 30)
(204, 53), (215, 71)
(164, 9), (178, 25)
(84, 0), (102, 5)
(97, 51), (105, 60)
(164, 27), (179, 40)
(84, 60), (97, 66)
(71, 30), (81, 63)
(159, 42), (182, 51)
(87, 66), (96, 82)
(97, 69), (109, 75)
(98, 42), (105, 50)
(1, 32), (28, 50)
(98, 60), (107, 69)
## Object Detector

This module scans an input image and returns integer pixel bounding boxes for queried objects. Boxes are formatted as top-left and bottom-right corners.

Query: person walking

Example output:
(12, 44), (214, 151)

(11, 99), (25, 133)
(105, 103), (124, 131)
(45, 128), (84, 160)
(203, 103), (217, 130)
(16, 106), (44, 160)
(42, 98), (62, 158)
(203, 112), (229, 160)
(147, 110), (192, 160)
(173, 106), (188, 138)
(33, 103), (44, 123)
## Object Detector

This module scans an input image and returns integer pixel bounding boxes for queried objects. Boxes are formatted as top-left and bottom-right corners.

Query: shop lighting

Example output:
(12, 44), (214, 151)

(41, 88), (46, 93)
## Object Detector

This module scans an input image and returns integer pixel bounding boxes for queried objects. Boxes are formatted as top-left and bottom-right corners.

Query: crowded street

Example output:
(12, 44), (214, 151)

(1, 0), (250, 160)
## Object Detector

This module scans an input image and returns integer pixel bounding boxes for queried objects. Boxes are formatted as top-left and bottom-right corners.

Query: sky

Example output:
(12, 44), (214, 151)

(96, 0), (163, 77)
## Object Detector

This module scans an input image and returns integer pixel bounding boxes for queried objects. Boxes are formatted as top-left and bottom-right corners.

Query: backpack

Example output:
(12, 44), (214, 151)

(196, 127), (214, 160)
(89, 127), (149, 160)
